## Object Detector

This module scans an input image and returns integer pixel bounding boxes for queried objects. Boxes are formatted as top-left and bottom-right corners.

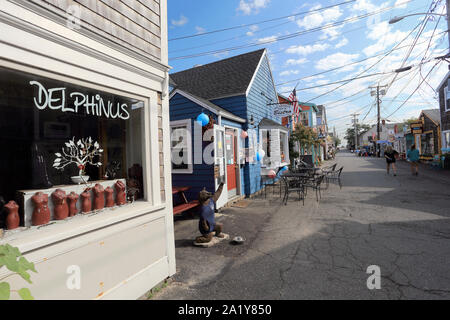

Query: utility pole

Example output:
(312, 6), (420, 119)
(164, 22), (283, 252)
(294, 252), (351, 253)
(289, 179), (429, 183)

(370, 84), (387, 157)
(352, 113), (359, 150)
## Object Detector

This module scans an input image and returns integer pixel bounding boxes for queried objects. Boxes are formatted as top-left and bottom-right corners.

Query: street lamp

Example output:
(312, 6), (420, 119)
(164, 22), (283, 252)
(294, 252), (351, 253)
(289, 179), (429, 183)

(388, 12), (446, 24)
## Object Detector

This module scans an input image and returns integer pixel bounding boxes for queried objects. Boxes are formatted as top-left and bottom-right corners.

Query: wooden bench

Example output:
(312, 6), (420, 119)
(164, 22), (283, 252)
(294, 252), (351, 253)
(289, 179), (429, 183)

(172, 186), (200, 216)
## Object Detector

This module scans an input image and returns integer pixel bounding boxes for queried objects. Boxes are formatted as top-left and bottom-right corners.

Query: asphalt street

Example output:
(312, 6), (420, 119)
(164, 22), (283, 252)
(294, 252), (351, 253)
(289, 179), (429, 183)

(153, 151), (450, 300)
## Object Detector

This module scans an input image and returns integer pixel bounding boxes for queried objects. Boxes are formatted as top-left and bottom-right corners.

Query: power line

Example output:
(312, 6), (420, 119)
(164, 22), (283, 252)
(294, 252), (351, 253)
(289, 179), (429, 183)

(169, 1), (414, 61)
(287, 17), (427, 105)
(275, 31), (446, 88)
(385, 60), (442, 119)
(168, 0), (357, 41)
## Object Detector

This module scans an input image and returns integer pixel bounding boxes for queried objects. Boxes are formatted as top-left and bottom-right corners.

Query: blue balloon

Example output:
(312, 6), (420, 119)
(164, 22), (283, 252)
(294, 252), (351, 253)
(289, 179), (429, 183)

(256, 152), (262, 161)
(196, 113), (210, 126)
(281, 166), (288, 172)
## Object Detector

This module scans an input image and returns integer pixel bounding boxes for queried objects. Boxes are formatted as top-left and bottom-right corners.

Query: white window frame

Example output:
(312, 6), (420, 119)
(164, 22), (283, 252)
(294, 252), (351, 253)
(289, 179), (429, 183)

(170, 119), (193, 174)
(443, 130), (450, 149)
(0, 60), (168, 253)
(279, 130), (290, 166)
(445, 86), (450, 112)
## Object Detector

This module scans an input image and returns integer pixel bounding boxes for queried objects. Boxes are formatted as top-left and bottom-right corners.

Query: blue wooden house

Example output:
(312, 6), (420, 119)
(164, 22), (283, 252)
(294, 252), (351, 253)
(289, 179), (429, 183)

(169, 49), (290, 208)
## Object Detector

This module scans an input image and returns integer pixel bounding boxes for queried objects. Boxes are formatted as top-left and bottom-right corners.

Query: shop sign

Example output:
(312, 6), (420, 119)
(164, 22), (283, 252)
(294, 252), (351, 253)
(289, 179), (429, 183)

(410, 122), (422, 134)
(272, 104), (293, 117)
(30, 81), (130, 120)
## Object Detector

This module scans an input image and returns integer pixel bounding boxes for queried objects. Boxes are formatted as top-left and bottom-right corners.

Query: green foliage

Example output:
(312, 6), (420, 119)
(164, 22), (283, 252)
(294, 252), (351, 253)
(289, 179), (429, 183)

(0, 244), (36, 300)
(290, 123), (319, 149)
(345, 124), (371, 148)
(333, 136), (341, 147)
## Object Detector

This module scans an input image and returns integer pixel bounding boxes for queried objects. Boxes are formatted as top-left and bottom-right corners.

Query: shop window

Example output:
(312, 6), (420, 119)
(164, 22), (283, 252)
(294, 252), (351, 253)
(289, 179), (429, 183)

(170, 119), (192, 174)
(259, 129), (288, 167)
(420, 132), (434, 156)
(279, 131), (289, 164)
(299, 112), (309, 126)
(0, 67), (146, 229)
(443, 131), (450, 150)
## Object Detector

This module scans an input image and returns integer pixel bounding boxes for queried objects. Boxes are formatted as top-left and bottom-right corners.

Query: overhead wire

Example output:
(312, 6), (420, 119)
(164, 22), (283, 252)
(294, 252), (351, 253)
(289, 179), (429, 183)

(169, 0), (414, 61)
(169, 0), (358, 41)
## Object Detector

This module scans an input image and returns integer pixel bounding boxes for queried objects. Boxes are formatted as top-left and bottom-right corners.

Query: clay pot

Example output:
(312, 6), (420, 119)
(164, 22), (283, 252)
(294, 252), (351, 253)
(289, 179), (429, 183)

(105, 187), (114, 208)
(115, 181), (126, 206)
(93, 184), (105, 210)
(51, 189), (69, 220)
(67, 192), (79, 217)
(5, 201), (20, 230)
(31, 192), (51, 226)
(81, 190), (92, 213)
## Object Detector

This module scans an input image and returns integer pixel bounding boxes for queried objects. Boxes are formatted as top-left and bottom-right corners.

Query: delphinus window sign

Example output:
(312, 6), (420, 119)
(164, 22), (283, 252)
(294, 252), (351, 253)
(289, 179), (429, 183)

(30, 81), (130, 120)
(0, 66), (146, 231)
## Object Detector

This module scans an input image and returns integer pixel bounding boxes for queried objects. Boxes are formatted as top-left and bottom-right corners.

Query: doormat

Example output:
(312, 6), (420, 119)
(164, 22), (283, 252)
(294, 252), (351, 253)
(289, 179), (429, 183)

(231, 200), (252, 208)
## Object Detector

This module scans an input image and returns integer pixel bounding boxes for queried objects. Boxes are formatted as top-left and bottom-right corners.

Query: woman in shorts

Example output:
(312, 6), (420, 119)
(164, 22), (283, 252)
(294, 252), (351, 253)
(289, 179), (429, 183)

(384, 145), (398, 176)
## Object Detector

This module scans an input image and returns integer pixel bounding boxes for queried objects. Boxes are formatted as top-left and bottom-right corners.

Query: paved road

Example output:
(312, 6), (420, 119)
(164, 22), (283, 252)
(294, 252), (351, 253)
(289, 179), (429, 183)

(154, 151), (450, 299)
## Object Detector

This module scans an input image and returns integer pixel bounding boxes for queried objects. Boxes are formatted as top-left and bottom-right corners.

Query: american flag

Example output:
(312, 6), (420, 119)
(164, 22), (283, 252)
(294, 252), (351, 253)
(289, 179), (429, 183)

(288, 88), (299, 123)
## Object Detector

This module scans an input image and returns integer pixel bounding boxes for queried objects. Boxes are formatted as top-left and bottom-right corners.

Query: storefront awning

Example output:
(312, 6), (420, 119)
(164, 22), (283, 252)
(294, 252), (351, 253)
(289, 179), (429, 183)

(258, 118), (289, 132)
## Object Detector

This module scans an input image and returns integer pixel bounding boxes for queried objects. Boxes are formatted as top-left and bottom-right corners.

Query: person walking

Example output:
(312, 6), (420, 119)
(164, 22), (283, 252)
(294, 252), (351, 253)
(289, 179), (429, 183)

(407, 144), (420, 176)
(384, 145), (398, 176)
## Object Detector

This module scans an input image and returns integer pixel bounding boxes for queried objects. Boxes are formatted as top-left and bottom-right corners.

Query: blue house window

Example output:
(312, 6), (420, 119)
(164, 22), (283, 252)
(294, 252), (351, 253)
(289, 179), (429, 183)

(170, 119), (193, 174)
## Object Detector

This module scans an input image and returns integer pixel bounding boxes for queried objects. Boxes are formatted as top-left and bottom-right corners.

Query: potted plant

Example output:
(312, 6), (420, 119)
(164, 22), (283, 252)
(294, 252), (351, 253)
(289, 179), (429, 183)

(53, 137), (103, 184)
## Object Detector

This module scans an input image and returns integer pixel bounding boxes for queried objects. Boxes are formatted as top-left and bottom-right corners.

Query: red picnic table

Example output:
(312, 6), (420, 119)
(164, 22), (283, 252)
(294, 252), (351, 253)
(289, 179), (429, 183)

(172, 186), (199, 215)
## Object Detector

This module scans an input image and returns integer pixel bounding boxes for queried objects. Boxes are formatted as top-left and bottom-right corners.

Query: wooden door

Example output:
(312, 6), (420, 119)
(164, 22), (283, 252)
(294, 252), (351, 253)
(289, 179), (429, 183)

(225, 130), (237, 194)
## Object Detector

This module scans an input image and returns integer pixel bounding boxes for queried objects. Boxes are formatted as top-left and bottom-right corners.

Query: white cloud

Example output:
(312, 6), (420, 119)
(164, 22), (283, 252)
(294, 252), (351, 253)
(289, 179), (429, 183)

(237, 0), (270, 15)
(315, 52), (360, 72)
(171, 15), (188, 27)
(286, 43), (330, 56)
(296, 5), (343, 30)
(246, 25), (259, 36)
(195, 26), (206, 34)
(286, 58), (308, 66)
(335, 38), (349, 48)
(258, 35), (278, 43)
(320, 25), (343, 41)
(280, 70), (299, 77)
(394, 0), (408, 9)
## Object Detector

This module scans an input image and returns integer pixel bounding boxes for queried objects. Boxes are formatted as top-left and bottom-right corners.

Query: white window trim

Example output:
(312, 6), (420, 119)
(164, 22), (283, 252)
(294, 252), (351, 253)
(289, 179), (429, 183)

(443, 130), (450, 149)
(445, 87), (450, 112)
(280, 131), (290, 166)
(0, 61), (167, 253)
(170, 119), (193, 174)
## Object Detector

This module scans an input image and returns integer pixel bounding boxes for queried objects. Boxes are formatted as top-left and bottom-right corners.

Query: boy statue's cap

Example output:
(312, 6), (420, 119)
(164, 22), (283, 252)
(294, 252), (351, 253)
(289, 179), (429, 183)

(199, 187), (213, 202)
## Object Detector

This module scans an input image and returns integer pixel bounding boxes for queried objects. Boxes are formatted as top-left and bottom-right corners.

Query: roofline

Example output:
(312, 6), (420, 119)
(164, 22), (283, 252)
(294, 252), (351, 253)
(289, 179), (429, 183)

(420, 110), (440, 127)
(437, 71), (450, 91)
(245, 49), (267, 97)
(264, 51), (280, 102)
(169, 89), (246, 124)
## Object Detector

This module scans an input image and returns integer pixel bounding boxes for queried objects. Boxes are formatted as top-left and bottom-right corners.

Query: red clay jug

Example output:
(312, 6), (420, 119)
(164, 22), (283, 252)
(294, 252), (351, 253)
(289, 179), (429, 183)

(115, 180), (126, 206)
(67, 192), (79, 217)
(5, 200), (20, 230)
(52, 189), (69, 220)
(93, 184), (105, 210)
(31, 192), (51, 226)
(81, 189), (92, 213)
(105, 186), (114, 208)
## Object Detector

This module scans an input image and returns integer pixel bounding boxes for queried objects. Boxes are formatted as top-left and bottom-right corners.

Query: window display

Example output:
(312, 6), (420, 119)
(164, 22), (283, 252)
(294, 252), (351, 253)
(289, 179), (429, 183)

(0, 67), (145, 229)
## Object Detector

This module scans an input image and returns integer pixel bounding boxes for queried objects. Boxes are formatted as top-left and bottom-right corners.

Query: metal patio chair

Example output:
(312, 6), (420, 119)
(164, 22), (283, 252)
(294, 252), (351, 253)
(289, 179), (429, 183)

(304, 174), (326, 202)
(281, 175), (306, 206)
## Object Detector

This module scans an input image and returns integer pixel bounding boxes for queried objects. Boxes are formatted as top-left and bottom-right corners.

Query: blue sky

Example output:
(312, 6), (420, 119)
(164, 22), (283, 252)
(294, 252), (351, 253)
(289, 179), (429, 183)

(167, 0), (448, 140)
